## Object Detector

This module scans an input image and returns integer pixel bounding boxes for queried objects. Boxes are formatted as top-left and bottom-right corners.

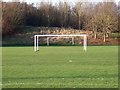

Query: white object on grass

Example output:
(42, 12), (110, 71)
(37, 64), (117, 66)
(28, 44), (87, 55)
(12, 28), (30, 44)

(69, 60), (72, 62)
(34, 34), (87, 52)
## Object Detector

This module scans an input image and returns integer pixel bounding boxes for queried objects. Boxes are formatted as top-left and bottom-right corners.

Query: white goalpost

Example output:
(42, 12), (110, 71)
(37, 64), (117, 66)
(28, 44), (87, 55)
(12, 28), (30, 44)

(34, 34), (87, 52)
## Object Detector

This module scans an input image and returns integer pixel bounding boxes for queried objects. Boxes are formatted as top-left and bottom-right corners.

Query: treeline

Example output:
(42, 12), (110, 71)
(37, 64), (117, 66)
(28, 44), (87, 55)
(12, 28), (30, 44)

(2, 1), (119, 41)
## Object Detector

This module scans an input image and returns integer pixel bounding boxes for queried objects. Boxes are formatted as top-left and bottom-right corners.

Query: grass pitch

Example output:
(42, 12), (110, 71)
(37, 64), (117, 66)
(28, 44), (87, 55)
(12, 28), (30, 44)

(2, 46), (118, 88)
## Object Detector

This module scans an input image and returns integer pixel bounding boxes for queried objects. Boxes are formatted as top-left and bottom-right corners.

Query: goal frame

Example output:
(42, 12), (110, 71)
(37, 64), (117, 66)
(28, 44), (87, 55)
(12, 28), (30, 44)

(34, 34), (87, 52)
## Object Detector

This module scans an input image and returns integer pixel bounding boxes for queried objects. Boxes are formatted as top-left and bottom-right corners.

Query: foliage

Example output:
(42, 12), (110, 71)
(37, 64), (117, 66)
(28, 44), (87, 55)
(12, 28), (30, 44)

(2, 2), (26, 34)
(2, 1), (119, 42)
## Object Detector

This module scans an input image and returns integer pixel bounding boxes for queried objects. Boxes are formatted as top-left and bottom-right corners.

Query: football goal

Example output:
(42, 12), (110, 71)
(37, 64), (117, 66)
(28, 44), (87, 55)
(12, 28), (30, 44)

(34, 34), (87, 52)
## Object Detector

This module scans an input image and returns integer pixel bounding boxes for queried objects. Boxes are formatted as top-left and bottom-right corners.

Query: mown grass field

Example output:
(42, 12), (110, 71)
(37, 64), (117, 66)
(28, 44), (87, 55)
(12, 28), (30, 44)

(2, 46), (118, 88)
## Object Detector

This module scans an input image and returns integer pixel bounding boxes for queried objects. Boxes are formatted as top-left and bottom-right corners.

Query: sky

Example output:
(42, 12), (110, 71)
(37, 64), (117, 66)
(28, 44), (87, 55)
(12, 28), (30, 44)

(2, 0), (120, 5)
(2, 0), (120, 3)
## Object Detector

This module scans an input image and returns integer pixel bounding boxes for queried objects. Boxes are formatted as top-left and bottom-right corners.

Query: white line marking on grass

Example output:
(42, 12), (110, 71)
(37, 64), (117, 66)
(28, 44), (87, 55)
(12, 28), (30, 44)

(3, 82), (118, 86)
(36, 83), (43, 85)
(3, 78), (118, 86)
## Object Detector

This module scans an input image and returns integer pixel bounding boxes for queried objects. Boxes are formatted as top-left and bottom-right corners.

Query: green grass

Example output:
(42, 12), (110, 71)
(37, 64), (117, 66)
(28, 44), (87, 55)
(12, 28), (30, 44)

(2, 46), (118, 88)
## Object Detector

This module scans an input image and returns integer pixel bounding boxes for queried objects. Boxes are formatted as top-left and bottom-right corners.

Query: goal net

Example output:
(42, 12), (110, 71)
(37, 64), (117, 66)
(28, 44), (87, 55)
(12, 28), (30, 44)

(46, 37), (75, 46)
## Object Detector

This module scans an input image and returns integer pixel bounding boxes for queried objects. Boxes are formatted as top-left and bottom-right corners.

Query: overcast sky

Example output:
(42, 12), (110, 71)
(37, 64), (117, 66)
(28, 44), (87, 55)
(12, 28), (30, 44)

(3, 0), (120, 3)
(2, 0), (120, 6)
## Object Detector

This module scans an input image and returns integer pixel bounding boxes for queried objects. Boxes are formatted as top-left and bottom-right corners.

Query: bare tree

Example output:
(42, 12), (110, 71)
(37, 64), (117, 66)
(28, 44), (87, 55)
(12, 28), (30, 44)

(100, 2), (118, 42)
(63, 0), (68, 28)
(2, 2), (26, 35)
(73, 2), (83, 30)
(91, 3), (99, 39)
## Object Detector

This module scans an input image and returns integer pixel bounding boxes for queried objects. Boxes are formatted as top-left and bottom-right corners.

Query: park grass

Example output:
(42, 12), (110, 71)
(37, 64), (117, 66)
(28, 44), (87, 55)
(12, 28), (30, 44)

(2, 46), (118, 88)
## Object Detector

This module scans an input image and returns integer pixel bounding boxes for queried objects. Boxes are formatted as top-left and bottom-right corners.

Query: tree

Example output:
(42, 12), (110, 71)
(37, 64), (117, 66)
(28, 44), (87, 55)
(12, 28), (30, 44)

(2, 2), (26, 35)
(100, 2), (118, 42)
(58, 1), (65, 27)
(73, 2), (83, 30)
(90, 3), (99, 39)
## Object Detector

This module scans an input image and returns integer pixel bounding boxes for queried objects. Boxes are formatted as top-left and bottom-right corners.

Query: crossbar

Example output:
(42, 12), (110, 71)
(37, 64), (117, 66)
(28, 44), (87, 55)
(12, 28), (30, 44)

(35, 34), (86, 37)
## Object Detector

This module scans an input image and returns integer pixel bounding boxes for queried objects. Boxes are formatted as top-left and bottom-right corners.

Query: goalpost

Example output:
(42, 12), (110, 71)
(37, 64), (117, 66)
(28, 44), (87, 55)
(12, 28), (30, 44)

(34, 34), (87, 52)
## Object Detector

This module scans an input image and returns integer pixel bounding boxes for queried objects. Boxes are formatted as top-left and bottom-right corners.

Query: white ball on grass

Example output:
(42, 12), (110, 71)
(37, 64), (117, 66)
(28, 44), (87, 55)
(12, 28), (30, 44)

(69, 60), (72, 62)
